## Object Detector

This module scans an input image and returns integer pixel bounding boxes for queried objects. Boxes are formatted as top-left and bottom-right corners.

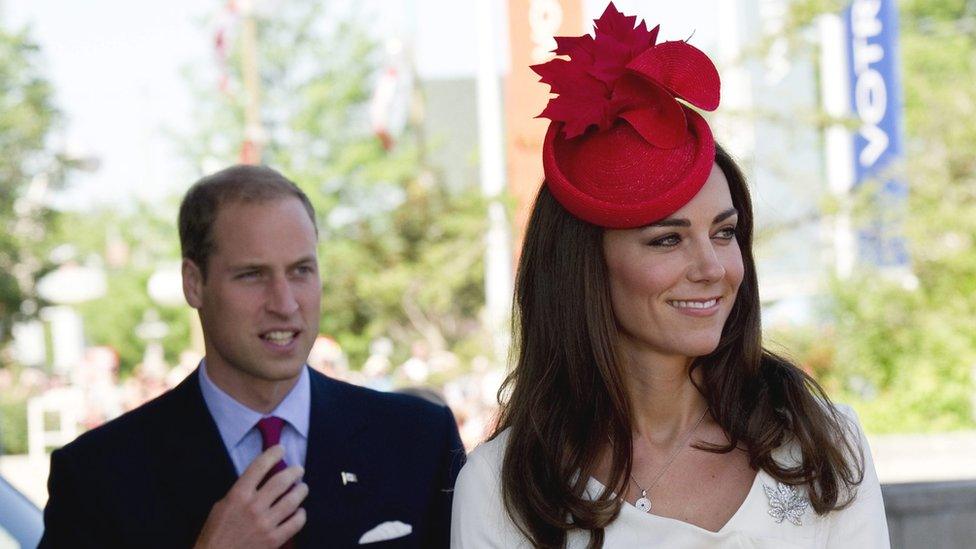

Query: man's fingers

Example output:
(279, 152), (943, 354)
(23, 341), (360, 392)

(237, 445), (286, 493)
(255, 465), (304, 509)
(268, 481), (309, 524)
(272, 507), (307, 546)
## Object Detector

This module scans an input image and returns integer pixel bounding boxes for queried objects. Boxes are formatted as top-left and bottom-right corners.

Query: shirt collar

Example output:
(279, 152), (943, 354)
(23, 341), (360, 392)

(198, 361), (311, 449)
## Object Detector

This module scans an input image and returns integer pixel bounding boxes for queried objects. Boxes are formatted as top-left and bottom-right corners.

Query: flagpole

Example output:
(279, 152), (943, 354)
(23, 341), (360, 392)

(239, 0), (263, 164)
(476, 0), (513, 362)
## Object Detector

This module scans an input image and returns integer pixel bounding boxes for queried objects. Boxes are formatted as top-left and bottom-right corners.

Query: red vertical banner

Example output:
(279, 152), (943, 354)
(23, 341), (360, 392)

(505, 0), (582, 262)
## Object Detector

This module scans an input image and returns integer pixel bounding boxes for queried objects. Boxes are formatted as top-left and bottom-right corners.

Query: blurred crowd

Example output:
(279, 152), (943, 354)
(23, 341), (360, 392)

(4, 335), (504, 455)
(306, 336), (505, 450)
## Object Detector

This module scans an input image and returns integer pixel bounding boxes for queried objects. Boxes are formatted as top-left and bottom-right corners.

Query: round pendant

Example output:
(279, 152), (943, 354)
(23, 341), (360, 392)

(635, 497), (652, 513)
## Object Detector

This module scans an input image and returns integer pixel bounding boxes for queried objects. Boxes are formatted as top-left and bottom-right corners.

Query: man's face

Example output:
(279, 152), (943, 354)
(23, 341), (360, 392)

(184, 197), (321, 385)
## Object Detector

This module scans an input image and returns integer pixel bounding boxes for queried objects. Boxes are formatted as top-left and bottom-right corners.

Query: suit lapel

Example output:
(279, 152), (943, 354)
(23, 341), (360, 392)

(150, 369), (377, 546)
(296, 371), (369, 546)
(152, 370), (238, 542)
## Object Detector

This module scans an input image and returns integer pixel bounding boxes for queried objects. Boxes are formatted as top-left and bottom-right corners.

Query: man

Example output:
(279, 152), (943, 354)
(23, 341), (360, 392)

(40, 165), (465, 548)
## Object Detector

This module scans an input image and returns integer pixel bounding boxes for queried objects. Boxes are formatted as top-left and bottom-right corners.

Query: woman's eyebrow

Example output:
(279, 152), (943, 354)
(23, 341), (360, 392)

(645, 207), (738, 228)
(648, 218), (691, 228)
(713, 207), (738, 224)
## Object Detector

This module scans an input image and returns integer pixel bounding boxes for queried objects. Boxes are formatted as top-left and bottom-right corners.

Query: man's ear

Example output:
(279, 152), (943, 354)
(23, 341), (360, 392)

(182, 258), (204, 309)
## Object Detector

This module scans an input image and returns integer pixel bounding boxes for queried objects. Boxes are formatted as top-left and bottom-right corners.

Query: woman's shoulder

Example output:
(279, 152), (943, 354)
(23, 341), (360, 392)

(771, 401), (866, 466)
(828, 402), (858, 425)
(821, 404), (890, 547)
(818, 401), (868, 459)
(452, 428), (533, 547)
(460, 427), (511, 482)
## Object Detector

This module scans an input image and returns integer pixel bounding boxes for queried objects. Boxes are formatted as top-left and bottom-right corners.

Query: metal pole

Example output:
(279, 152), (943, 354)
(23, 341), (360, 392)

(476, 0), (513, 362)
(819, 13), (856, 278)
(239, 0), (264, 164)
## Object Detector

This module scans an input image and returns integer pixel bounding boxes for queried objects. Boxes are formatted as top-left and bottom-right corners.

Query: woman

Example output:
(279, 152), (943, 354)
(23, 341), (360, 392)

(451, 4), (889, 548)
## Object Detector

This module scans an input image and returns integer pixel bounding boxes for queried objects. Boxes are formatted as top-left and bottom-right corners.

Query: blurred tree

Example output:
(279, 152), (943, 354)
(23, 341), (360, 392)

(761, 0), (976, 432)
(46, 202), (190, 377)
(825, 0), (976, 431)
(180, 3), (488, 367)
(0, 25), (66, 345)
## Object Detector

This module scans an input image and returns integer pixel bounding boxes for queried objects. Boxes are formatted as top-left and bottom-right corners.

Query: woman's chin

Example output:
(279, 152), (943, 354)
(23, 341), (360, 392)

(676, 336), (723, 359)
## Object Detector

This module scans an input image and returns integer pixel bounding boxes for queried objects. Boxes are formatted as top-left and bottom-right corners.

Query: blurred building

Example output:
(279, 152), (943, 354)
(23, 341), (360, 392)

(389, 0), (844, 329)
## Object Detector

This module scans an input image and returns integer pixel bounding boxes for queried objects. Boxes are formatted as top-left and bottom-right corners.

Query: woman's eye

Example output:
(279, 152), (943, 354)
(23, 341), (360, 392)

(649, 234), (681, 247)
(715, 226), (737, 240)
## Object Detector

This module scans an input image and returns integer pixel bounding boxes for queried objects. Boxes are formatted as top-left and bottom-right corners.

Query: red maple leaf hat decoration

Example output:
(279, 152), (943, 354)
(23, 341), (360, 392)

(533, 2), (721, 228)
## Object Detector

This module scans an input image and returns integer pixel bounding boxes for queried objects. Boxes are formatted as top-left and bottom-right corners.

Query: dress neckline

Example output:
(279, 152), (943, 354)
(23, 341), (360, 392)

(587, 467), (763, 535)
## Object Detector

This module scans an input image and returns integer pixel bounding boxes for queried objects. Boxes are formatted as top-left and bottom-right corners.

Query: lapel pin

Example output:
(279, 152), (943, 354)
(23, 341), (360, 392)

(341, 471), (358, 485)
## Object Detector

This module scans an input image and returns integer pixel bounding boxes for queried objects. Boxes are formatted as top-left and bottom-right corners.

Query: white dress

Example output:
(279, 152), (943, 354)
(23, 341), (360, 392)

(451, 405), (890, 548)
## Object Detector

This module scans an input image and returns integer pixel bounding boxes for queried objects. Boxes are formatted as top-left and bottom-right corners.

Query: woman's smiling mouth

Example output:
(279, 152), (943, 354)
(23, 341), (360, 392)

(667, 297), (721, 316)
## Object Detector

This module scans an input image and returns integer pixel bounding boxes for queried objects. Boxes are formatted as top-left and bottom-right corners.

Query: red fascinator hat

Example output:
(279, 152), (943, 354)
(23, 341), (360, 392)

(534, 2), (721, 229)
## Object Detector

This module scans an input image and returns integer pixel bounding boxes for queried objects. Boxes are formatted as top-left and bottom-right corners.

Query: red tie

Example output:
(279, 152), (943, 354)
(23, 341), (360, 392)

(256, 416), (289, 482)
(255, 416), (295, 549)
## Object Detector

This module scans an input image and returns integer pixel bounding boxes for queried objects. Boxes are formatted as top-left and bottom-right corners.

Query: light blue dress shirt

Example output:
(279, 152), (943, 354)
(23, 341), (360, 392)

(198, 361), (310, 475)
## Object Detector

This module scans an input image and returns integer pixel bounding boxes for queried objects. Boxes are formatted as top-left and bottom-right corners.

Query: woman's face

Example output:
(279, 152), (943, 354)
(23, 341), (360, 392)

(603, 163), (744, 362)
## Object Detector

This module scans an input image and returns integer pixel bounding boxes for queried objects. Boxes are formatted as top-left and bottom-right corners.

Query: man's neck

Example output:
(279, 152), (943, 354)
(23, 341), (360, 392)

(204, 360), (302, 414)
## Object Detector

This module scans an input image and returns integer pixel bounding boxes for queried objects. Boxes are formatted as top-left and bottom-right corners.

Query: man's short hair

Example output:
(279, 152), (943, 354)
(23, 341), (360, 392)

(178, 164), (317, 279)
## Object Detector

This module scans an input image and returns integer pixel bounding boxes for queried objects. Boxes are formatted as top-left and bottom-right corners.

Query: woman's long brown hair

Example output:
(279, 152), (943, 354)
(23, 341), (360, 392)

(492, 144), (864, 548)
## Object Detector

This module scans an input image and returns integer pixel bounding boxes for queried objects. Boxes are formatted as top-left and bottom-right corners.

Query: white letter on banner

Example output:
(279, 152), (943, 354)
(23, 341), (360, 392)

(856, 69), (888, 166)
(852, 38), (884, 73)
(856, 69), (887, 125)
(859, 124), (889, 167)
(852, 0), (882, 38)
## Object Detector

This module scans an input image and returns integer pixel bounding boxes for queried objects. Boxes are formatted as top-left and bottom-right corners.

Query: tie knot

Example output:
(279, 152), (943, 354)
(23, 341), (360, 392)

(256, 416), (286, 450)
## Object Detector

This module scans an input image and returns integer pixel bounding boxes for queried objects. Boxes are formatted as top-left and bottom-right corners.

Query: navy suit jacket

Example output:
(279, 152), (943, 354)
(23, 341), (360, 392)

(39, 368), (465, 548)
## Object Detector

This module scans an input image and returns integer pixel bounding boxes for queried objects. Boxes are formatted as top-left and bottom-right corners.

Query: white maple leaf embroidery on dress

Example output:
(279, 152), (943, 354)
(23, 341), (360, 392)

(763, 482), (810, 525)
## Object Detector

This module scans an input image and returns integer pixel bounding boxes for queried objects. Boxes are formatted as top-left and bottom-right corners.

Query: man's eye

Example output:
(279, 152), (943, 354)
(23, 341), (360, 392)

(236, 271), (260, 279)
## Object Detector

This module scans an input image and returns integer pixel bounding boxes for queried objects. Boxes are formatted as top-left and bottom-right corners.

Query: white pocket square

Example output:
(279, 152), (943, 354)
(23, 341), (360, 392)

(358, 520), (413, 544)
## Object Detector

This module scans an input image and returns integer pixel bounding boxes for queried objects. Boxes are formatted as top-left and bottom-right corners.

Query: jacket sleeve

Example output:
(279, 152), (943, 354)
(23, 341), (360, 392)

(423, 404), (466, 549)
(39, 446), (105, 549)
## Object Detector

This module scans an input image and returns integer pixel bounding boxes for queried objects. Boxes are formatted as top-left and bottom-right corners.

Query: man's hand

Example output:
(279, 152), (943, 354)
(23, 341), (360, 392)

(194, 445), (308, 549)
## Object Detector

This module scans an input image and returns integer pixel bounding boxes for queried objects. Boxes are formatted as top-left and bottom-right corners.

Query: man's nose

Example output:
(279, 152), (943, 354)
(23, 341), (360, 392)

(266, 275), (299, 316)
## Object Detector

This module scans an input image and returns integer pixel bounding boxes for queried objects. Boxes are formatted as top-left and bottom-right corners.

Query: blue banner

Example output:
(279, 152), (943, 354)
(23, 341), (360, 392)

(843, 0), (909, 268)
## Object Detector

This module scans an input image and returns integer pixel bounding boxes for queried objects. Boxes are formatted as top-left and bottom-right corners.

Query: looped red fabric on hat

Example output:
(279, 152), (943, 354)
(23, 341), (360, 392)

(532, 2), (721, 229)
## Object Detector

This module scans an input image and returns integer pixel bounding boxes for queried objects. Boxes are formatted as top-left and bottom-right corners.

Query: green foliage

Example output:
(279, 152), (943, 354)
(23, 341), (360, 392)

(181, 3), (488, 367)
(0, 24), (64, 342)
(49, 204), (190, 377)
(0, 29), (56, 179)
(74, 270), (190, 378)
(763, 1), (976, 433)
(829, 1), (976, 431)
(902, 0), (976, 21)
(826, 274), (974, 432)
(0, 392), (28, 455)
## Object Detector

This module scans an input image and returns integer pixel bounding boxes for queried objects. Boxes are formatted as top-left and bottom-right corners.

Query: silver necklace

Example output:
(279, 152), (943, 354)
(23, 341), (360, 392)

(628, 408), (708, 513)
